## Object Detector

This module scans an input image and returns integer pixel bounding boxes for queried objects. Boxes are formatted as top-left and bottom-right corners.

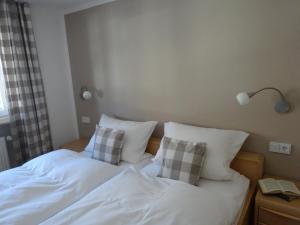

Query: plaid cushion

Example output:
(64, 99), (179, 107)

(92, 126), (125, 165)
(158, 137), (206, 185)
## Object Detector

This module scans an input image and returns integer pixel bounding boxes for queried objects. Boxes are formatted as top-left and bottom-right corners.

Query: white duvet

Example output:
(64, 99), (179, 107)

(41, 168), (249, 225)
(0, 150), (122, 225)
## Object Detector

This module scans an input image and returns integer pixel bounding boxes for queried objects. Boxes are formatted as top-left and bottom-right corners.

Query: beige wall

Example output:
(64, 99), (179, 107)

(31, 4), (79, 148)
(65, 0), (300, 179)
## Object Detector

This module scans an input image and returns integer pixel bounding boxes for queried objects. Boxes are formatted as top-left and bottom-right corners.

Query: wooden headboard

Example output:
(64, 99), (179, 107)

(146, 137), (264, 183)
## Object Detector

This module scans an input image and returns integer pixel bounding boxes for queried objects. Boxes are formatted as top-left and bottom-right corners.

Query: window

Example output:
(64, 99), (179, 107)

(0, 58), (8, 118)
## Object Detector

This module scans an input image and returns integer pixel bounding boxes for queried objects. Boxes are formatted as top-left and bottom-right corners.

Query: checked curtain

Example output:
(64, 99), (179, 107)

(0, 0), (52, 165)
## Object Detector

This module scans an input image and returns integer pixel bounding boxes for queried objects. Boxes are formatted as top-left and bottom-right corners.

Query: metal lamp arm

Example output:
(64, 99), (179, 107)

(237, 87), (291, 113)
(249, 87), (286, 100)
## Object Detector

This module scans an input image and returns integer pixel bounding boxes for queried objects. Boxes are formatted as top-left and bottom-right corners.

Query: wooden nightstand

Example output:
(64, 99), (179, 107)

(61, 138), (89, 153)
(254, 177), (300, 225)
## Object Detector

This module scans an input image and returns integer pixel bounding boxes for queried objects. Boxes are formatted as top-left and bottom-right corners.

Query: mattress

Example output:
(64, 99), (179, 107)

(41, 165), (249, 225)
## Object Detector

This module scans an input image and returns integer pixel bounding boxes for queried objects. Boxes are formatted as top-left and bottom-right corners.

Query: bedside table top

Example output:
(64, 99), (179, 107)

(61, 138), (89, 153)
(256, 179), (300, 219)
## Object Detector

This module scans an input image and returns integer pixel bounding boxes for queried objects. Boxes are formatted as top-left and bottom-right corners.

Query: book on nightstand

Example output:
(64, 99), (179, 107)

(258, 178), (300, 200)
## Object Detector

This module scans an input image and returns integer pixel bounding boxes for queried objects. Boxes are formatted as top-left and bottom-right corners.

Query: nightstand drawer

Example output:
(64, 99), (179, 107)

(259, 207), (300, 225)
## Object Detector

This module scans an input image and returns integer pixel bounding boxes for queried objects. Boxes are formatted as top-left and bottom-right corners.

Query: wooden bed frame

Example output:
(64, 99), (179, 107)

(145, 137), (264, 225)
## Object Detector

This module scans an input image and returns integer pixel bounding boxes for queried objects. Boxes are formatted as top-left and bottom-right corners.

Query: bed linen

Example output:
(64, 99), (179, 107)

(80, 151), (153, 170)
(0, 150), (152, 225)
(41, 167), (249, 225)
(142, 163), (250, 225)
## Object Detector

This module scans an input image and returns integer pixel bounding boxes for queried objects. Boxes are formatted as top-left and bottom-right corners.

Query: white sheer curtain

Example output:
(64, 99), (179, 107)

(0, 58), (8, 117)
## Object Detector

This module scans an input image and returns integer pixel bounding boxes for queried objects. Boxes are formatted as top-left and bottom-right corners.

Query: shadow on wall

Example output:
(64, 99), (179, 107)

(286, 87), (300, 113)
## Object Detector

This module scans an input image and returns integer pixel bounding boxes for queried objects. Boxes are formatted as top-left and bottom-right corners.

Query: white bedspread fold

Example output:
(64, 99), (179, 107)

(41, 168), (249, 225)
(0, 150), (121, 225)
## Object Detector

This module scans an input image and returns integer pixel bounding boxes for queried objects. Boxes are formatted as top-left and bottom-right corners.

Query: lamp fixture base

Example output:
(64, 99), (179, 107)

(275, 100), (290, 113)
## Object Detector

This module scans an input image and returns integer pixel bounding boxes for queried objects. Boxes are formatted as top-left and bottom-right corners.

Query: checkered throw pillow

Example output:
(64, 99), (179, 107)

(158, 137), (206, 185)
(92, 126), (125, 165)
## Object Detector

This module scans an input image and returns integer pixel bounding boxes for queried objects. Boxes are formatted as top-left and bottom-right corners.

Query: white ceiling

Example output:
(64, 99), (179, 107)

(27, 0), (118, 13)
(28, 0), (107, 6)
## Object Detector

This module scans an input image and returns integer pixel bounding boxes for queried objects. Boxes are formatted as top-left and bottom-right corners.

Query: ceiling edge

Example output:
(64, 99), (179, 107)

(64, 0), (117, 15)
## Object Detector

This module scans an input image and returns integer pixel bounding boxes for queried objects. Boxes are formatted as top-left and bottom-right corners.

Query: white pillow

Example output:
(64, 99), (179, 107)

(153, 122), (249, 181)
(85, 114), (157, 163)
(84, 135), (96, 153)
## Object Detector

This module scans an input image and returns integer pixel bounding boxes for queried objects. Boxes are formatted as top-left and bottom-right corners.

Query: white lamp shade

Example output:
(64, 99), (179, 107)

(236, 92), (250, 105)
(82, 90), (92, 100)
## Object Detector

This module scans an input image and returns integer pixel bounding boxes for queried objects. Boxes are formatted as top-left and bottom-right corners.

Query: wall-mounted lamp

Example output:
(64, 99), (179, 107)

(80, 86), (92, 101)
(236, 87), (291, 113)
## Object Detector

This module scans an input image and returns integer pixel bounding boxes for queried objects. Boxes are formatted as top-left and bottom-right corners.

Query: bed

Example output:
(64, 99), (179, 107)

(0, 149), (153, 225)
(146, 137), (264, 225)
(0, 114), (159, 225)
(40, 137), (264, 225)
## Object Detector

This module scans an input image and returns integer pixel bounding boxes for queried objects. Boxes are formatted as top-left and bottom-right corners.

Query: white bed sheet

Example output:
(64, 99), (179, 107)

(80, 150), (153, 170)
(41, 165), (249, 225)
(0, 150), (153, 225)
(142, 163), (250, 225)
(233, 197), (246, 225)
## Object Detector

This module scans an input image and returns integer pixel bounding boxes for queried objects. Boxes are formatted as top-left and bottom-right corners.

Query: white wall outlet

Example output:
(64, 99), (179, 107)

(269, 142), (292, 155)
(81, 116), (91, 124)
